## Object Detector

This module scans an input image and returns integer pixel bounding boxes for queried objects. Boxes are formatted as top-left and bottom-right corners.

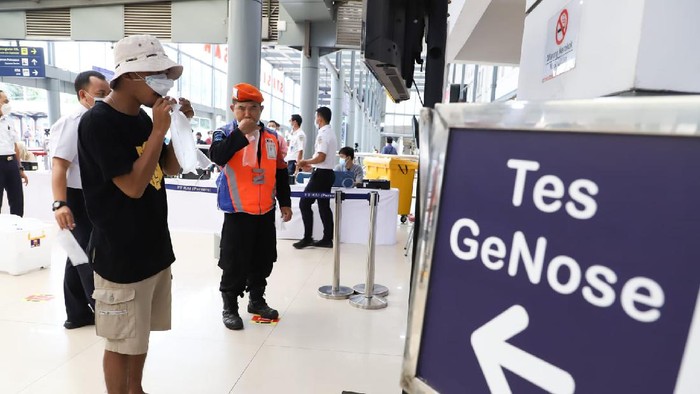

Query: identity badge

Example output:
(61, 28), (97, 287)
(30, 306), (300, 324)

(265, 138), (277, 159)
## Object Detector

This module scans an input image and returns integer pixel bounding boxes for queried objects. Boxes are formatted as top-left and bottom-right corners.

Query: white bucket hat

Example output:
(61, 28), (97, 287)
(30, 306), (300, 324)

(110, 35), (183, 88)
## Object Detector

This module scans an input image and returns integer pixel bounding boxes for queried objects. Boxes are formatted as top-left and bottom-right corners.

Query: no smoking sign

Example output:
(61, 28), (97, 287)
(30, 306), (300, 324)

(543, 0), (581, 81)
(556, 9), (569, 45)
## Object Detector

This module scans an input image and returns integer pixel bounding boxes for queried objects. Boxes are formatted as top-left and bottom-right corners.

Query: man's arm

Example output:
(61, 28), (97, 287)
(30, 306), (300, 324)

(353, 164), (364, 183)
(112, 98), (171, 199)
(161, 143), (180, 176)
(15, 143), (28, 185)
(51, 157), (74, 229)
(276, 167), (291, 208)
(209, 126), (249, 166)
(296, 134), (305, 162)
(299, 152), (326, 166)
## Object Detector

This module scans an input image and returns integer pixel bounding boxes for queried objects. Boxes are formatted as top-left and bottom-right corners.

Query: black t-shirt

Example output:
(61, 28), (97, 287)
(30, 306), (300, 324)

(78, 101), (175, 284)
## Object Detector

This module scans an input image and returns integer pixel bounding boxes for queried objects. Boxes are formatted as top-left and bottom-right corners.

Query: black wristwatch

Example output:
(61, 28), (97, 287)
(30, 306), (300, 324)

(18, 166), (24, 171)
(52, 200), (67, 211)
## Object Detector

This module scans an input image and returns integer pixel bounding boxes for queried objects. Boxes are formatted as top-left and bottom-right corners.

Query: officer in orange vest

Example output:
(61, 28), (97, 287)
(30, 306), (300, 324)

(209, 83), (292, 330)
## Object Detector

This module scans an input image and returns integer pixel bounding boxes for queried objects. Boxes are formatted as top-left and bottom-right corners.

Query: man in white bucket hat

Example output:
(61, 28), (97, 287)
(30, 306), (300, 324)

(77, 35), (193, 394)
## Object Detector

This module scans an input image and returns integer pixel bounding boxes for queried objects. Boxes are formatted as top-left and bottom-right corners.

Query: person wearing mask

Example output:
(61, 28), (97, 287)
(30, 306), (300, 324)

(334, 146), (364, 184)
(209, 83), (292, 330)
(0, 90), (28, 216)
(267, 120), (280, 132)
(381, 136), (398, 155)
(78, 35), (193, 394)
(294, 106), (337, 249)
(50, 70), (110, 330)
(285, 114), (305, 175)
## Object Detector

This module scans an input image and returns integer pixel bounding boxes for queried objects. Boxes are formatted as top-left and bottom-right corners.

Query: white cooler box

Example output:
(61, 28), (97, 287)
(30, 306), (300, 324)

(0, 214), (53, 275)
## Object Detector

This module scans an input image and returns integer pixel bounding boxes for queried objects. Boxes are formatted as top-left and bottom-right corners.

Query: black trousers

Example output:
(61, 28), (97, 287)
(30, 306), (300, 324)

(64, 187), (95, 321)
(219, 210), (277, 297)
(0, 155), (23, 217)
(300, 168), (335, 241)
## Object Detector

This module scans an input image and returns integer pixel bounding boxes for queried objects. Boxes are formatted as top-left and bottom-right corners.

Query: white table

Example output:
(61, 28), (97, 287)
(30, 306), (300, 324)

(9, 172), (399, 245)
(275, 184), (398, 245)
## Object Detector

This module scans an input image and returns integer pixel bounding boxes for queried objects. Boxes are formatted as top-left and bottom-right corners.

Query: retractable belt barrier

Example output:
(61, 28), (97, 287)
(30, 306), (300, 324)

(318, 189), (355, 300)
(349, 191), (389, 309)
(309, 190), (388, 309)
(290, 191), (377, 201)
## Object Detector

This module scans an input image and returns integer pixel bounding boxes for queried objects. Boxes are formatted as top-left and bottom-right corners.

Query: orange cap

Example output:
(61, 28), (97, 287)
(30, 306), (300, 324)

(232, 83), (264, 103)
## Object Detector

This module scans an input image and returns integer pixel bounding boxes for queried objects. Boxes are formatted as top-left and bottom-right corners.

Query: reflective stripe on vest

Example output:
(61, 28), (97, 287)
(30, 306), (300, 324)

(223, 164), (244, 212)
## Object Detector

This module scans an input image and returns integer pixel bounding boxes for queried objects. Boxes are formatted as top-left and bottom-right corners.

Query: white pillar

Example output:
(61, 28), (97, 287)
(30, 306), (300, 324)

(227, 0), (262, 122)
(300, 46), (319, 156)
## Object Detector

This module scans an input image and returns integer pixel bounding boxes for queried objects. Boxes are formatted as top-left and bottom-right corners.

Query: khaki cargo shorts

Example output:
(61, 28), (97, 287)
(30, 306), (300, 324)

(92, 266), (172, 355)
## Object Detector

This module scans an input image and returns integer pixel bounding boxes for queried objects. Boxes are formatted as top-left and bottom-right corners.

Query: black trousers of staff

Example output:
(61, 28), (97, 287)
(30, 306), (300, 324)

(300, 168), (335, 242)
(219, 210), (277, 297)
(0, 155), (23, 217)
(64, 187), (95, 322)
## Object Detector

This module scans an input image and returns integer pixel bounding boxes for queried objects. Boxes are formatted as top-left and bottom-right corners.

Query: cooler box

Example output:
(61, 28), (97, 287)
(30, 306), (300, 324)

(363, 156), (418, 221)
(0, 215), (53, 275)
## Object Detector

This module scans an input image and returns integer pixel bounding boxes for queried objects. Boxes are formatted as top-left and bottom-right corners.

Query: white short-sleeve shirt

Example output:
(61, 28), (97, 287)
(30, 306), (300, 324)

(0, 116), (18, 155)
(49, 106), (87, 189)
(285, 128), (306, 162)
(313, 124), (337, 170)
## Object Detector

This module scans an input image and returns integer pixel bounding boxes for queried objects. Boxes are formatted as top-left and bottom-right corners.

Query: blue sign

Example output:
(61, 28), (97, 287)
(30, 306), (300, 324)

(0, 46), (45, 77)
(416, 128), (700, 393)
(91, 66), (114, 81)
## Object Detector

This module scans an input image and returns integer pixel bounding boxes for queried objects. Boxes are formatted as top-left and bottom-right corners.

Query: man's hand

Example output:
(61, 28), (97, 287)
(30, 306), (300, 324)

(297, 159), (306, 168)
(178, 97), (195, 119)
(54, 206), (75, 230)
(280, 206), (293, 222)
(152, 97), (175, 137)
(20, 171), (28, 186)
(238, 118), (258, 134)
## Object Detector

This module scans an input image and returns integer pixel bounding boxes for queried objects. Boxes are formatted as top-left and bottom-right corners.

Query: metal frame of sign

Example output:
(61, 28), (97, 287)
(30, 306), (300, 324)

(400, 96), (700, 393)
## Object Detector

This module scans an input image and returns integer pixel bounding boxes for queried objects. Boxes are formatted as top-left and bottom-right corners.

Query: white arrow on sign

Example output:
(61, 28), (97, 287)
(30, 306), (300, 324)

(31, 59), (37, 65)
(471, 305), (576, 394)
(31, 70), (38, 76)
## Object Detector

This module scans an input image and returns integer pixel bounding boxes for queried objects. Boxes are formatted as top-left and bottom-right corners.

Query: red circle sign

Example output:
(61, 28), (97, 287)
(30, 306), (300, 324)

(556, 9), (569, 45)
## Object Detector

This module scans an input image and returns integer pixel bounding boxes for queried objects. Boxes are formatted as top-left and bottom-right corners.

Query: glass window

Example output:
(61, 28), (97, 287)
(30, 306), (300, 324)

(201, 63), (212, 107)
(180, 56), (192, 100)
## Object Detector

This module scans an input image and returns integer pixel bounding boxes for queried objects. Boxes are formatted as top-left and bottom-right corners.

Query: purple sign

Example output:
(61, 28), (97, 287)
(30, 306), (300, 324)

(416, 128), (700, 393)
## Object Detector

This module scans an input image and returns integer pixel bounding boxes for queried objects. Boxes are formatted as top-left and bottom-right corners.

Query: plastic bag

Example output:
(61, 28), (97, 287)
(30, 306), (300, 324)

(55, 229), (89, 266)
(169, 104), (211, 174)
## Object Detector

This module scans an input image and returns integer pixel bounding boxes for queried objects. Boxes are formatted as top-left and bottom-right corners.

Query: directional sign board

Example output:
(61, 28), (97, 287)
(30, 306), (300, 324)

(0, 46), (46, 77)
(402, 98), (700, 393)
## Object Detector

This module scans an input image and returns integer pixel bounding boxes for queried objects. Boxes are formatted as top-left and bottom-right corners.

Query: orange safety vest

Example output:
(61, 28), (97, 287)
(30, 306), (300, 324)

(217, 128), (285, 215)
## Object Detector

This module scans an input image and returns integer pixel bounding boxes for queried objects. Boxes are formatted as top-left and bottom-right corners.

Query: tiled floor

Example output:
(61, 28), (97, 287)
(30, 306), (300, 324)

(0, 225), (413, 394)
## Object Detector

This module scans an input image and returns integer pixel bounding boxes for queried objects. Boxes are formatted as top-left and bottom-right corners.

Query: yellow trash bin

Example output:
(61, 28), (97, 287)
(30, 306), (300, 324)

(363, 156), (418, 222)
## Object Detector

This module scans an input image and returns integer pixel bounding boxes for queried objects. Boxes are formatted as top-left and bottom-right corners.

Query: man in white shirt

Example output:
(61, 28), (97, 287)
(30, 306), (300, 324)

(0, 90), (28, 216)
(285, 114), (305, 175)
(50, 70), (110, 329)
(295, 107), (337, 249)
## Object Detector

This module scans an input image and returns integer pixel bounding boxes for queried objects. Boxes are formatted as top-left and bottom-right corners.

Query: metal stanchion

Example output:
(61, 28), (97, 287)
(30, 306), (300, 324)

(349, 191), (388, 310)
(318, 190), (354, 299)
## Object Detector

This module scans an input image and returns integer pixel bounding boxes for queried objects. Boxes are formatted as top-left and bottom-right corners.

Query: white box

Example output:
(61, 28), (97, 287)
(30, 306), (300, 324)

(0, 215), (53, 275)
(518, 0), (700, 100)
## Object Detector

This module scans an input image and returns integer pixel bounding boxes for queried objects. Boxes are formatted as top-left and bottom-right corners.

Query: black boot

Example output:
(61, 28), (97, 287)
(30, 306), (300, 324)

(248, 288), (279, 320)
(222, 292), (243, 330)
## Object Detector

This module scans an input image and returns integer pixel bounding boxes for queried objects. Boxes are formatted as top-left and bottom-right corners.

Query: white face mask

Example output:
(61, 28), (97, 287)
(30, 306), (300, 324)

(1, 104), (12, 116)
(141, 74), (174, 96)
(85, 93), (104, 108)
